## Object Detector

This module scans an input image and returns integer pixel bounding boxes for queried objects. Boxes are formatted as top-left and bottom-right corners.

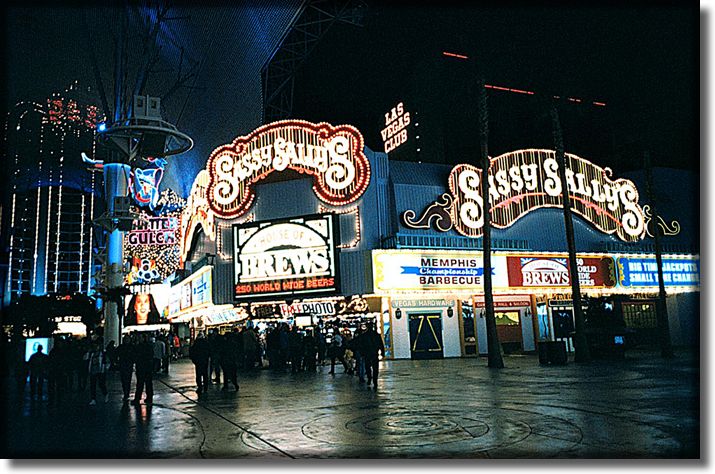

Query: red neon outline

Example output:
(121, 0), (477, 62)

(442, 51), (469, 59)
(206, 120), (371, 219)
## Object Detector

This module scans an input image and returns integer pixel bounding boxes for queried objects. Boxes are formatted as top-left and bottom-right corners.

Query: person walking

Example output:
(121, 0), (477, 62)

(133, 333), (155, 405)
(189, 332), (211, 394)
(220, 331), (239, 391)
(28, 343), (49, 401)
(116, 335), (136, 402)
(241, 326), (258, 370)
(47, 338), (68, 404)
(362, 324), (385, 389)
(302, 329), (318, 372)
(151, 335), (165, 374)
(353, 325), (367, 383)
(288, 326), (304, 373)
(86, 340), (110, 405)
(328, 327), (350, 375)
(208, 330), (222, 384)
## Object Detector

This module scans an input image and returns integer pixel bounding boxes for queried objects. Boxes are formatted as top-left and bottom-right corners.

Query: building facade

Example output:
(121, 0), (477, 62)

(174, 120), (699, 358)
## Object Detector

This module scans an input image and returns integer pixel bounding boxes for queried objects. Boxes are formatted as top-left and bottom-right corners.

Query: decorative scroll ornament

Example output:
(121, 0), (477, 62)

(401, 149), (647, 243)
(643, 205), (681, 237)
(336, 296), (369, 315)
(401, 193), (454, 232)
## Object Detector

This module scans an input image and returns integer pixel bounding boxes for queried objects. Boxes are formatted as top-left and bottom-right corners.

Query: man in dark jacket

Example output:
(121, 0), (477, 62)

(133, 333), (155, 405)
(362, 324), (385, 388)
(116, 335), (136, 402)
(189, 332), (210, 394)
(220, 331), (240, 391)
(28, 343), (49, 401)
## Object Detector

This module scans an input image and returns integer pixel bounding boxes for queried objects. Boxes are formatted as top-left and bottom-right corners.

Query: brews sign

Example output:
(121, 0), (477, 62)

(403, 149), (646, 242)
(233, 214), (340, 300)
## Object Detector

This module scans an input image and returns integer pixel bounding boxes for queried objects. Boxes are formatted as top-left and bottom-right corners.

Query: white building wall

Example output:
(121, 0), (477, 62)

(442, 306), (462, 357)
(391, 310), (412, 360)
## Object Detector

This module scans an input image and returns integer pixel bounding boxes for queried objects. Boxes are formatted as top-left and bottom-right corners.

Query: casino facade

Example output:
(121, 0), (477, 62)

(160, 120), (698, 360)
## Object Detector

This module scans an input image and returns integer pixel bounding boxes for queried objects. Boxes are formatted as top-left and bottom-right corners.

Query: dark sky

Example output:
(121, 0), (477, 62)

(291, 3), (698, 174)
(2, 2), (699, 194)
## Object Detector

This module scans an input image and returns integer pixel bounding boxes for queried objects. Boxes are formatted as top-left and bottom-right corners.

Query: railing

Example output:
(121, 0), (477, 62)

(381, 233), (530, 251)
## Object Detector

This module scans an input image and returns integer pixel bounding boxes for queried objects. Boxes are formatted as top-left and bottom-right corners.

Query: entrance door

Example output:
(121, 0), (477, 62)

(495, 311), (523, 353)
(408, 313), (444, 359)
(552, 308), (575, 352)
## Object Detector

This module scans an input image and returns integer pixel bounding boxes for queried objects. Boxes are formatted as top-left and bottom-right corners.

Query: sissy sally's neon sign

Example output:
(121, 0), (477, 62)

(403, 149), (647, 242)
(207, 120), (371, 219)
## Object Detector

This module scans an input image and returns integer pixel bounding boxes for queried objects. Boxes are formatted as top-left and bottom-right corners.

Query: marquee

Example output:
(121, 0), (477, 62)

(403, 149), (647, 242)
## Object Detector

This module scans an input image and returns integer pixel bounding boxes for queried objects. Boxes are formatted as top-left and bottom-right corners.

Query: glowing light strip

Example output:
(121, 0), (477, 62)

(88, 137), (96, 294)
(484, 84), (535, 95)
(442, 51), (469, 59)
(78, 193), (86, 290)
(319, 205), (361, 248)
(32, 180), (41, 293)
(53, 134), (65, 292)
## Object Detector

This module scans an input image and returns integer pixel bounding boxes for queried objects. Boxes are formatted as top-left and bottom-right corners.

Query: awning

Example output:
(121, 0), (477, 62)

(122, 323), (170, 333)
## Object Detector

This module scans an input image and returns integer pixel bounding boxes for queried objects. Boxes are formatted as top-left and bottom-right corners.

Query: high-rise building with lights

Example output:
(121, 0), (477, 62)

(1, 81), (105, 305)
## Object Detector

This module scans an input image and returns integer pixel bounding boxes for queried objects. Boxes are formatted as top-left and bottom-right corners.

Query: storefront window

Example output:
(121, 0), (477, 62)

(461, 301), (477, 355)
(536, 302), (550, 340)
(381, 311), (392, 358)
(495, 311), (519, 326)
(622, 302), (657, 328)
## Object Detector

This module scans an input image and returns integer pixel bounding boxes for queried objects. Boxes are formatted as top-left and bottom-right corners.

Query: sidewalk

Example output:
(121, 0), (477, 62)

(1, 349), (700, 458)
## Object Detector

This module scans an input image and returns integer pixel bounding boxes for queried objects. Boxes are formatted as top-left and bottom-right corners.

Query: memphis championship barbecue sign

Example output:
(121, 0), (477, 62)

(207, 120), (370, 219)
(233, 214), (340, 300)
(403, 149), (647, 242)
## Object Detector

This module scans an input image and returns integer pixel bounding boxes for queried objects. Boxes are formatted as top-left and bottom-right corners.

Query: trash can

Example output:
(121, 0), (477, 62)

(538, 340), (567, 365)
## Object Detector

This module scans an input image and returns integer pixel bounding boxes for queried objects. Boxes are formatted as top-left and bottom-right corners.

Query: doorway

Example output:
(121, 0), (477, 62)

(408, 312), (444, 359)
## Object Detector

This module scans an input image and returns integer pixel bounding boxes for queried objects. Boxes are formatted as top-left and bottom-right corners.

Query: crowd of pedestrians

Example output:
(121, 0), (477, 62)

(10, 330), (182, 406)
(10, 320), (386, 407)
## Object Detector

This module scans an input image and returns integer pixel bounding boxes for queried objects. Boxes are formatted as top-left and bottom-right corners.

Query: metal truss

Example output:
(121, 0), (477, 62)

(262, 0), (367, 123)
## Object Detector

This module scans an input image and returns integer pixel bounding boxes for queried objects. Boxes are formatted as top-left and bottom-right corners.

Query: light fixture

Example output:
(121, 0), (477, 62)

(395, 308), (402, 319)
(447, 307), (454, 318)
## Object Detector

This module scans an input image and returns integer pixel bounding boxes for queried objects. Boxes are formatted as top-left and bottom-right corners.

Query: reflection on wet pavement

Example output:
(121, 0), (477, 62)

(2, 350), (699, 458)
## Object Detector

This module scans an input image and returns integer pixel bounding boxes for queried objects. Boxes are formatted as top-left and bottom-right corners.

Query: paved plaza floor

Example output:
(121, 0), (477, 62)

(1, 350), (700, 459)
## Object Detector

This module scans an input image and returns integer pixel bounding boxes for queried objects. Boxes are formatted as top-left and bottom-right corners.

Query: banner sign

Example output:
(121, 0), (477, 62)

(372, 250), (508, 293)
(507, 255), (616, 289)
(402, 149), (646, 242)
(616, 256), (700, 288)
(168, 266), (213, 318)
(207, 120), (370, 219)
(233, 214), (340, 300)
(381, 102), (411, 153)
(126, 217), (178, 246)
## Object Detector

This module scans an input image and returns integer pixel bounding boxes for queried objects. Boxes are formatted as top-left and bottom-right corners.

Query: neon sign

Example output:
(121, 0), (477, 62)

(207, 120), (370, 219)
(616, 256), (700, 288)
(233, 214), (340, 300)
(403, 149), (647, 242)
(381, 102), (411, 153)
(506, 255), (616, 289)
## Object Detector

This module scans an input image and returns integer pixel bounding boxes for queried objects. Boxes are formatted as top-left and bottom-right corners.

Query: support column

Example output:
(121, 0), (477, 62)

(103, 162), (131, 348)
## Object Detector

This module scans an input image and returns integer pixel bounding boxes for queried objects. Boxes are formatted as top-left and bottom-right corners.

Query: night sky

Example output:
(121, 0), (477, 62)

(2, 2), (699, 193)
(292, 3), (698, 175)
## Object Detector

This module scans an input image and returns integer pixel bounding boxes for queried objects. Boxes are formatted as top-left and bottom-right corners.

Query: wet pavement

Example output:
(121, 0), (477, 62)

(1, 350), (699, 459)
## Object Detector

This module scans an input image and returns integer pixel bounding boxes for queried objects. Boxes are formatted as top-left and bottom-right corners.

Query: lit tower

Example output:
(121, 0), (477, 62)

(94, 95), (192, 347)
